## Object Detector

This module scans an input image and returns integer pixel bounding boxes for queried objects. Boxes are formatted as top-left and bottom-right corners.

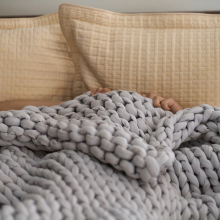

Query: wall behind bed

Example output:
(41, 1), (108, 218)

(0, 0), (220, 17)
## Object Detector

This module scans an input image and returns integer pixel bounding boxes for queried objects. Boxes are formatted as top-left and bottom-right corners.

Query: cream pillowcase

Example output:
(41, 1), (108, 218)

(0, 13), (75, 101)
(59, 3), (220, 109)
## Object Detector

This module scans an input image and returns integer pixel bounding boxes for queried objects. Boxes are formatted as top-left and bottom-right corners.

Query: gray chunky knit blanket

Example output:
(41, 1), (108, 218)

(0, 90), (220, 220)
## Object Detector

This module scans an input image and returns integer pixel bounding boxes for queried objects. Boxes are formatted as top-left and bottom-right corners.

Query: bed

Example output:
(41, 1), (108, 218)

(0, 3), (220, 219)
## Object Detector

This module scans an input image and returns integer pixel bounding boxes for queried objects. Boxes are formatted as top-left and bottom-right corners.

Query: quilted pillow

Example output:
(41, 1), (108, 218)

(58, 3), (220, 109)
(0, 13), (75, 101)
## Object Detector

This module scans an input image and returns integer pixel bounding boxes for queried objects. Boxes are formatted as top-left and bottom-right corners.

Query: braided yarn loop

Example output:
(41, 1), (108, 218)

(0, 90), (220, 219)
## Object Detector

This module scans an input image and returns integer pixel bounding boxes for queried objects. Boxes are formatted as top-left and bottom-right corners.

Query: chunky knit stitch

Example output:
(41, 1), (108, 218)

(0, 90), (220, 219)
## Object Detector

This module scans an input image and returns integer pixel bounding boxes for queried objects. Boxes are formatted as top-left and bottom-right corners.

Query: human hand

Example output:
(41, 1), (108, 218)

(90, 87), (111, 96)
(141, 92), (183, 114)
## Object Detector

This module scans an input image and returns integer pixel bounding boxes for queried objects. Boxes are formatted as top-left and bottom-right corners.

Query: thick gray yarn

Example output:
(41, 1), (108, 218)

(0, 90), (220, 219)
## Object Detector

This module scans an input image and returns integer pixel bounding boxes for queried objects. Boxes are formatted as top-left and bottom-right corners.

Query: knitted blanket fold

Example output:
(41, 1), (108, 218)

(0, 90), (220, 220)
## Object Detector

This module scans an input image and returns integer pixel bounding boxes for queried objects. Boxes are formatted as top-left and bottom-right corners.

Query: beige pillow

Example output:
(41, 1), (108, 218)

(0, 13), (75, 101)
(59, 3), (220, 109)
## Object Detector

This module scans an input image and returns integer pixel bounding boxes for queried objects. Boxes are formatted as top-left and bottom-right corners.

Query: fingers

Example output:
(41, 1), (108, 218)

(91, 87), (111, 96)
(153, 96), (165, 108)
(170, 104), (183, 114)
(96, 88), (103, 94)
(160, 98), (183, 113)
(91, 87), (101, 96)
(141, 92), (176, 112)
(144, 92), (165, 108)
(90, 88), (98, 96)
(146, 92), (156, 99)
(160, 99), (171, 111)
(102, 88), (111, 93)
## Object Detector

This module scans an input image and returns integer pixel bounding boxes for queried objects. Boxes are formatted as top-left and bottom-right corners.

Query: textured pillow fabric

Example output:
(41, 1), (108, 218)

(58, 3), (220, 109)
(0, 13), (75, 101)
